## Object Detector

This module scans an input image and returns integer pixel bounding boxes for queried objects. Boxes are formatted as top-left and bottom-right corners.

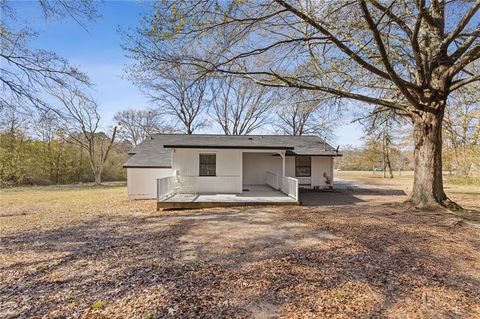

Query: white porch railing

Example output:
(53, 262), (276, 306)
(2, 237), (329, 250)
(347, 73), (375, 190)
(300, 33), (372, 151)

(266, 171), (299, 201)
(266, 171), (280, 190)
(156, 176), (175, 201)
(180, 176), (239, 193)
(281, 176), (299, 201)
(157, 175), (242, 201)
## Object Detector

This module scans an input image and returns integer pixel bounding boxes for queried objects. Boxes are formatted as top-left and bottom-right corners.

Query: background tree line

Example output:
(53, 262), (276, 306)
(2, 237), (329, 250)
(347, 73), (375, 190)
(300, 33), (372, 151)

(0, 106), (129, 187)
(337, 86), (480, 180)
(1, 0), (479, 200)
(0, 0), (339, 187)
(0, 83), (340, 187)
(0, 1), (123, 187)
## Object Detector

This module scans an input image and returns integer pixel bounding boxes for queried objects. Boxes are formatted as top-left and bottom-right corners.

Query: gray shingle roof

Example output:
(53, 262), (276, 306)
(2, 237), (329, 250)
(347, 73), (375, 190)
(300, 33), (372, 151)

(123, 134), (340, 168)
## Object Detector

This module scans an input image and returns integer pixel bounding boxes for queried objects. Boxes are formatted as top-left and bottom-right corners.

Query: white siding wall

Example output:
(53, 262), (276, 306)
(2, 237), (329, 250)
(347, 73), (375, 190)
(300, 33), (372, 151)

(311, 156), (334, 187)
(242, 153), (282, 185)
(173, 148), (242, 193)
(284, 157), (312, 186)
(242, 153), (334, 188)
(127, 168), (173, 199)
(127, 152), (336, 199)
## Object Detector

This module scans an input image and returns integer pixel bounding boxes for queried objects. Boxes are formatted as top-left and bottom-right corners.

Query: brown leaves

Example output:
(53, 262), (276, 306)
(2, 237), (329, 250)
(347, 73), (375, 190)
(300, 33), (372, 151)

(1, 182), (480, 318)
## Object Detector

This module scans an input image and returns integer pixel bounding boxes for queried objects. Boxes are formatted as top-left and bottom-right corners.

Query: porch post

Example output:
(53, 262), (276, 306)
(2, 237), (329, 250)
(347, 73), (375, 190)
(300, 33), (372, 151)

(281, 151), (285, 177)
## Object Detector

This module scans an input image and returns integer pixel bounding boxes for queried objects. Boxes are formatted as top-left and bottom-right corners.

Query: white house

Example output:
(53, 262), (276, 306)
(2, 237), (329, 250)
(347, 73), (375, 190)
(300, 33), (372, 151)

(123, 134), (341, 208)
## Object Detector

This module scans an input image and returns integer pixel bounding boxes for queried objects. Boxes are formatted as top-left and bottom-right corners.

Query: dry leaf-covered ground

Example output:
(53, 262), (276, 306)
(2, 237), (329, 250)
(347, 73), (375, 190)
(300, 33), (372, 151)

(1, 176), (479, 319)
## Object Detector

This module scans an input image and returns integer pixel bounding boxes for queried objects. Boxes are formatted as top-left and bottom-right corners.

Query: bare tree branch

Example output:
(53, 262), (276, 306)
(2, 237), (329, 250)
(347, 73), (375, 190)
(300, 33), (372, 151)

(442, 1), (480, 49)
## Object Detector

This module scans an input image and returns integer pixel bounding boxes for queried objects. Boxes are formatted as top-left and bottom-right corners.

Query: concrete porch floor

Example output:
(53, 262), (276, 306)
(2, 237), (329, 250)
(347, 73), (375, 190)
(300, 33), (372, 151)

(157, 185), (298, 210)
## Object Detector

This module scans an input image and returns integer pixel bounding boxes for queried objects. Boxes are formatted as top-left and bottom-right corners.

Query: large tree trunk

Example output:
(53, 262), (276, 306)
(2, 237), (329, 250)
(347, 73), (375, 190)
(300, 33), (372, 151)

(89, 159), (103, 186)
(382, 132), (394, 179)
(408, 109), (459, 209)
(385, 150), (394, 179)
(94, 170), (102, 186)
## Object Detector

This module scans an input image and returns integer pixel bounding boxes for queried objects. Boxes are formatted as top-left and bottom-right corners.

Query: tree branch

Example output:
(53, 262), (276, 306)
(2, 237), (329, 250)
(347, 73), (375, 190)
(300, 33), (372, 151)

(449, 25), (480, 62)
(369, 0), (412, 37)
(245, 71), (409, 111)
(411, 0), (426, 85)
(450, 74), (480, 91)
(273, 0), (418, 88)
(360, 0), (420, 108)
(449, 44), (480, 76)
(442, 1), (480, 49)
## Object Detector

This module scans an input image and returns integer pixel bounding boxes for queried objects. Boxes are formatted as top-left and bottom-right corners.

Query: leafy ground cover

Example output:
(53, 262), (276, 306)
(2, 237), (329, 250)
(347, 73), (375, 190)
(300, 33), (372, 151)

(1, 177), (479, 318)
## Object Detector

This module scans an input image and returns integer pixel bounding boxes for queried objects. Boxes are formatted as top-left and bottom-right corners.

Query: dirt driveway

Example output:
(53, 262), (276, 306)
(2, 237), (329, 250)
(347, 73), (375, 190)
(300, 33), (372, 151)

(1, 185), (480, 318)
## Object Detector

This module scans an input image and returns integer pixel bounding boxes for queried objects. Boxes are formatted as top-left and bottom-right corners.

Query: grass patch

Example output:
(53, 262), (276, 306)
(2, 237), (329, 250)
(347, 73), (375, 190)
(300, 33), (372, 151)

(91, 300), (107, 310)
(0, 181), (126, 193)
(445, 175), (480, 186)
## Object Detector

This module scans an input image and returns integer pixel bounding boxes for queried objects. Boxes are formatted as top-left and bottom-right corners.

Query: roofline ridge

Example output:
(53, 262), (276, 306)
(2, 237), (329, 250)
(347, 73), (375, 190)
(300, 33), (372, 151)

(150, 133), (324, 137)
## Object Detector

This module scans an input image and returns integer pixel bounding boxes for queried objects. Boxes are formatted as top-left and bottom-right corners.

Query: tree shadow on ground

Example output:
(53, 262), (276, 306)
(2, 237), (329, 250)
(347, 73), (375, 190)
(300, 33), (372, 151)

(1, 200), (479, 318)
(300, 187), (406, 206)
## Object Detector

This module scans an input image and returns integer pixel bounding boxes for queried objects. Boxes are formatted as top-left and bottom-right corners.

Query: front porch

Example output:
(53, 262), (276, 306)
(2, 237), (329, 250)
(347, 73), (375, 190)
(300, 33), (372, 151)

(157, 185), (298, 210)
(156, 149), (300, 209)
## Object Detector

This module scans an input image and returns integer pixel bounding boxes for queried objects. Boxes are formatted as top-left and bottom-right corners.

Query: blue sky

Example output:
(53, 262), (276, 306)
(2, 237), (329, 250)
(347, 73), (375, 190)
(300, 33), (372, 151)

(12, 0), (363, 147)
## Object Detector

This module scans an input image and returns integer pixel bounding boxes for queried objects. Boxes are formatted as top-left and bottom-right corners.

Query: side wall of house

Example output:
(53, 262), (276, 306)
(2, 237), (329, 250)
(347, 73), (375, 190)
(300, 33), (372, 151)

(311, 156), (334, 188)
(127, 168), (173, 199)
(284, 156), (334, 188)
(284, 157), (312, 186)
(173, 148), (243, 193)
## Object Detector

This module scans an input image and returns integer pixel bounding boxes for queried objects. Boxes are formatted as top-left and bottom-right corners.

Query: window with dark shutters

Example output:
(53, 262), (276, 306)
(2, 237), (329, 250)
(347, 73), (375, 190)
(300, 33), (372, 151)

(199, 154), (216, 176)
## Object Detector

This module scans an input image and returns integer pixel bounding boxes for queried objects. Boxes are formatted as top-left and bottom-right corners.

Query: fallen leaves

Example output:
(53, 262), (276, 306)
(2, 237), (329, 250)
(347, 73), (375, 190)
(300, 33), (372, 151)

(1, 184), (479, 318)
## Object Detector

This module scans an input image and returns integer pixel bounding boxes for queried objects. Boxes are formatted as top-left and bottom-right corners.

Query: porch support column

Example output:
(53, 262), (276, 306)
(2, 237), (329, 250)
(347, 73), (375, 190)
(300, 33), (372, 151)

(280, 151), (285, 177)
(280, 151), (285, 191)
(171, 148), (176, 174)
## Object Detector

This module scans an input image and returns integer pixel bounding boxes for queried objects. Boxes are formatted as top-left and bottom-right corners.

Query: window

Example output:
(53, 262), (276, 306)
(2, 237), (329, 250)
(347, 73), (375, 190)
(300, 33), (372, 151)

(199, 154), (216, 176)
(295, 156), (311, 177)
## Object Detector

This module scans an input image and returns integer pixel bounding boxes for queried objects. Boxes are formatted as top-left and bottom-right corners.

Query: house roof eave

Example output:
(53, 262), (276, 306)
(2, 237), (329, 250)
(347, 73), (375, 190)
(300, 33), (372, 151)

(163, 145), (295, 150)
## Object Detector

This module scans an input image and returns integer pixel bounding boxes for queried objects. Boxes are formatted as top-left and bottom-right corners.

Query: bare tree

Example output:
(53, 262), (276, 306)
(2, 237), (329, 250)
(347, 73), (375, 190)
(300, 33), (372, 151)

(114, 108), (177, 146)
(55, 89), (117, 185)
(126, 51), (209, 134)
(210, 76), (275, 135)
(276, 90), (338, 136)
(444, 84), (480, 177)
(33, 110), (68, 184)
(126, 0), (480, 209)
(0, 1), (98, 113)
(359, 110), (408, 179)
(0, 105), (30, 184)
(381, 127), (394, 179)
